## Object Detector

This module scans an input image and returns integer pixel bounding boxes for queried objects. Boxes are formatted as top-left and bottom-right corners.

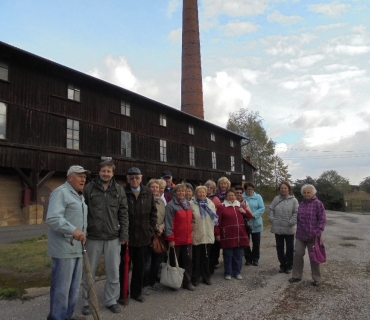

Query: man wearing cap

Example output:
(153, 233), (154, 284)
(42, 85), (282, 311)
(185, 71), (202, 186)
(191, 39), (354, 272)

(119, 167), (157, 303)
(46, 165), (90, 320)
(162, 170), (175, 196)
(81, 161), (128, 315)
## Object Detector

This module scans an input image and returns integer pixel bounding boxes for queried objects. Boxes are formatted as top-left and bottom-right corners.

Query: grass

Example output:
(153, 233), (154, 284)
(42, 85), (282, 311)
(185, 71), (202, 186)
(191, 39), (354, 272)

(344, 191), (370, 200)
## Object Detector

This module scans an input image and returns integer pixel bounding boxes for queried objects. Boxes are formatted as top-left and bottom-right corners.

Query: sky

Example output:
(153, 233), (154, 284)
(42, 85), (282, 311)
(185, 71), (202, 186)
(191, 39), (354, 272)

(1, 0), (369, 185)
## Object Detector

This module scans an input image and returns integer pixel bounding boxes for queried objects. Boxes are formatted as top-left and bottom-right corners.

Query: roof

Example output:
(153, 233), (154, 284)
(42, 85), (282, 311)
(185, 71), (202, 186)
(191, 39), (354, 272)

(0, 41), (249, 141)
(242, 157), (257, 171)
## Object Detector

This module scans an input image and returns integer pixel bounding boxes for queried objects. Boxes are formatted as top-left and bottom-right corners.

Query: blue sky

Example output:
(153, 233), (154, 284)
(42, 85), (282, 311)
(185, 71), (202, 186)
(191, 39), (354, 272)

(1, 0), (370, 184)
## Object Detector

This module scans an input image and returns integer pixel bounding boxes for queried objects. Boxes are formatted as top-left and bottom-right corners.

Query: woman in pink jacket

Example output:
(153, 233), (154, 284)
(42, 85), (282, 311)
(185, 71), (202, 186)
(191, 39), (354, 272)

(215, 189), (253, 280)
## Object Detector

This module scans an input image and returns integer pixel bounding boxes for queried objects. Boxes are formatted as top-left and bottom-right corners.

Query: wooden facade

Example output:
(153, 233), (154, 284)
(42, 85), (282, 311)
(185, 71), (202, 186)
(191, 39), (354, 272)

(0, 41), (252, 187)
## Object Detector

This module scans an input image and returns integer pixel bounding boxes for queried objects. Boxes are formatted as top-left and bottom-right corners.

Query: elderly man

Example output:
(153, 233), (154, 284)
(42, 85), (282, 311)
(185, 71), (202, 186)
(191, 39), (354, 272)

(46, 165), (90, 320)
(162, 170), (175, 195)
(119, 167), (157, 303)
(81, 161), (128, 315)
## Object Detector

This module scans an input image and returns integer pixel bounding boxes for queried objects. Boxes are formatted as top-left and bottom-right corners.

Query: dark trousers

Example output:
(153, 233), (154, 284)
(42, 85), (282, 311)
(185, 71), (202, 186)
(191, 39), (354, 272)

(143, 245), (164, 287)
(192, 244), (211, 284)
(169, 245), (192, 287)
(209, 240), (220, 274)
(275, 234), (294, 270)
(119, 245), (146, 299)
(244, 232), (261, 262)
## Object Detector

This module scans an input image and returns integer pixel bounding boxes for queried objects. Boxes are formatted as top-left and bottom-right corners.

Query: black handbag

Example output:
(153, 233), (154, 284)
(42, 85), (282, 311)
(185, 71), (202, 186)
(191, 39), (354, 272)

(244, 217), (254, 234)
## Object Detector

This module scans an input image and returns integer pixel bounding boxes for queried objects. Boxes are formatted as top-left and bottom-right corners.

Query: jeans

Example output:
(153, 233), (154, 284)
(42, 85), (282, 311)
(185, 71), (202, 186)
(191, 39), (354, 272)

(244, 232), (261, 262)
(275, 234), (294, 270)
(47, 257), (82, 320)
(223, 247), (243, 277)
(143, 245), (165, 287)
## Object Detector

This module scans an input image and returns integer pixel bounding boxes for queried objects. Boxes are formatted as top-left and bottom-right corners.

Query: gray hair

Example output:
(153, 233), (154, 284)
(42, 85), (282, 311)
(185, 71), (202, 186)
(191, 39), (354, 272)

(301, 184), (317, 195)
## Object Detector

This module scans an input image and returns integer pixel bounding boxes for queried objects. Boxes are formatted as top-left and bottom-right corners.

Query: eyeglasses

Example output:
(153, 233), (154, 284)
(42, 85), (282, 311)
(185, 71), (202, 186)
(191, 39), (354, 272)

(128, 176), (141, 181)
(246, 189), (254, 191)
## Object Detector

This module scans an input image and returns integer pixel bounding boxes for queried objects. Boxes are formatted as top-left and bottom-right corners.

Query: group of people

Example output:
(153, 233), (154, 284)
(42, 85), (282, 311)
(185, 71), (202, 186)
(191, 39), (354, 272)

(45, 161), (326, 320)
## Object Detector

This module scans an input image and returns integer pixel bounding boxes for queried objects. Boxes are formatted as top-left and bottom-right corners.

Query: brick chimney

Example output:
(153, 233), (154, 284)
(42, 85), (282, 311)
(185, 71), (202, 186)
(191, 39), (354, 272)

(181, 0), (204, 119)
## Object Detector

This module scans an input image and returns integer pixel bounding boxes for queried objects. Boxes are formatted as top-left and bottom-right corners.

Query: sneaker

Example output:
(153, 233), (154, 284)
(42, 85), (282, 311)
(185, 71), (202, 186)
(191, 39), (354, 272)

(186, 283), (196, 291)
(142, 287), (151, 295)
(148, 282), (163, 291)
(107, 304), (121, 314)
(235, 274), (243, 280)
(81, 306), (91, 316)
(289, 278), (301, 283)
(312, 280), (321, 287)
(224, 275), (232, 280)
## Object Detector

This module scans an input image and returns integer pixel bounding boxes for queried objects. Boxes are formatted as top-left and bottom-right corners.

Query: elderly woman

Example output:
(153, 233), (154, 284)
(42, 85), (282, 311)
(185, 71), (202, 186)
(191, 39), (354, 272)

(215, 189), (250, 280)
(184, 182), (194, 201)
(190, 186), (218, 286)
(289, 184), (326, 286)
(243, 182), (265, 266)
(164, 184), (195, 291)
(269, 182), (298, 274)
(204, 180), (221, 208)
(216, 176), (231, 203)
(143, 179), (166, 294)
(158, 178), (171, 205)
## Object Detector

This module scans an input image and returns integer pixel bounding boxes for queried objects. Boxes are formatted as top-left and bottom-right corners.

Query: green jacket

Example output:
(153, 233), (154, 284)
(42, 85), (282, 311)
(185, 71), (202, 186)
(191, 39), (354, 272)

(46, 181), (87, 259)
(83, 177), (129, 242)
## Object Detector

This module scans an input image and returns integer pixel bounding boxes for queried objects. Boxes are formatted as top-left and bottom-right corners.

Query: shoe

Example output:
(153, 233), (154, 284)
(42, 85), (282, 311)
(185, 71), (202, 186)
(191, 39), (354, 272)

(279, 268), (285, 273)
(117, 298), (129, 306)
(203, 279), (212, 285)
(81, 306), (91, 316)
(285, 268), (292, 274)
(289, 278), (301, 283)
(312, 280), (321, 287)
(132, 295), (145, 302)
(224, 275), (232, 280)
(214, 263), (220, 269)
(245, 261), (251, 266)
(192, 280), (200, 287)
(252, 261), (259, 266)
(142, 286), (151, 295)
(235, 274), (243, 280)
(186, 283), (196, 291)
(71, 317), (86, 320)
(148, 282), (163, 291)
(107, 304), (121, 314)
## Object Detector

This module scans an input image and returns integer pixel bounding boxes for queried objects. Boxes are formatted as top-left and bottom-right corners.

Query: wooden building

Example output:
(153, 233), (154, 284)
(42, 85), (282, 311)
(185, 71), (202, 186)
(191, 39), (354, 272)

(0, 41), (253, 226)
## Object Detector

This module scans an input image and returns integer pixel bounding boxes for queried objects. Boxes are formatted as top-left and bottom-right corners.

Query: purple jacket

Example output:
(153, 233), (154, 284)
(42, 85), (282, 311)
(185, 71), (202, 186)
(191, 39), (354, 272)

(296, 196), (326, 242)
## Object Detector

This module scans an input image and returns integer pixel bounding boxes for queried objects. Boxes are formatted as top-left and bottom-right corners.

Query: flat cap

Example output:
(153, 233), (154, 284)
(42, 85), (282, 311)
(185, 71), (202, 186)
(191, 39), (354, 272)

(127, 167), (142, 175)
(162, 170), (172, 178)
(67, 165), (91, 176)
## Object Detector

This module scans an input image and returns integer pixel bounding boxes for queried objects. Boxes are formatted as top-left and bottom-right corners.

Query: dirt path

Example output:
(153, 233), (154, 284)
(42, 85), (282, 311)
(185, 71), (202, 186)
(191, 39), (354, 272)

(1, 211), (369, 320)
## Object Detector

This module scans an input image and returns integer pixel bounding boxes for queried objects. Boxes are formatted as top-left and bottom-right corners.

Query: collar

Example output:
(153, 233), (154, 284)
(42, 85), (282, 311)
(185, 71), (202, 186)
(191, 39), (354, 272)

(224, 200), (240, 207)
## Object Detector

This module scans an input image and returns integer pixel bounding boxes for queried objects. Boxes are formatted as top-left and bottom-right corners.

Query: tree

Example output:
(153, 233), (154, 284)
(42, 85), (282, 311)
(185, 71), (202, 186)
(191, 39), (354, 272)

(318, 170), (350, 193)
(359, 176), (370, 194)
(293, 176), (316, 202)
(271, 155), (292, 190)
(226, 108), (277, 188)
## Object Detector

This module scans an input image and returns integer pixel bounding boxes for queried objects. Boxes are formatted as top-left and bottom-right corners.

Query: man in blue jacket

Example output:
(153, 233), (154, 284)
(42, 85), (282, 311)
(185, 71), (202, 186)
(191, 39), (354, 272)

(46, 165), (90, 320)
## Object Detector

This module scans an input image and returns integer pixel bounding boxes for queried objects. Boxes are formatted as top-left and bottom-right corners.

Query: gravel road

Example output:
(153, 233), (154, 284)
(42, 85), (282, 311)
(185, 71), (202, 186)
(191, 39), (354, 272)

(1, 210), (369, 320)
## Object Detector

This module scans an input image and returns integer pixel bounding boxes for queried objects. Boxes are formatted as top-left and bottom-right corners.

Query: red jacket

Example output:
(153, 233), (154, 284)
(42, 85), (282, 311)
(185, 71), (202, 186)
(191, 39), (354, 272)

(164, 198), (193, 245)
(215, 201), (250, 249)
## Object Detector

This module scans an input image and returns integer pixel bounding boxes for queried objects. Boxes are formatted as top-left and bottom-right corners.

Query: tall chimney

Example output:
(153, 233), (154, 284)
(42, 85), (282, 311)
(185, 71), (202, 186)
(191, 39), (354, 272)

(181, 0), (204, 119)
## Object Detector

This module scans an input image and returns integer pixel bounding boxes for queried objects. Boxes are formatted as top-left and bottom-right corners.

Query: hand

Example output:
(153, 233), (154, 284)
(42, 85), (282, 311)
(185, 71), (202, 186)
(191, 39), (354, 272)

(120, 240), (126, 245)
(215, 236), (220, 241)
(169, 241), (175, 248)
(72, 229), (86, 243)
(239, 208), (246, 214)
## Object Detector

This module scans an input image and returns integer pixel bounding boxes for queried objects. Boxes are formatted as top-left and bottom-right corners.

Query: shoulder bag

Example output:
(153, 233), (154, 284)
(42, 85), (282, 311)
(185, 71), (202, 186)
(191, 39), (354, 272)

(160, 247), (185, 289)
(309, 235), (326, 264)
(152, 234), (168, 254)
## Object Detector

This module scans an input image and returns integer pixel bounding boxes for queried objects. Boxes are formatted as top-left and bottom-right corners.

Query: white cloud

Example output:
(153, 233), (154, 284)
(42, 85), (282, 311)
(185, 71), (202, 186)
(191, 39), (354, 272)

(308, 1), (351, 17)
(315, 23), (347, 31)
(223, 20), (259, 36)
(167, 0), (181, 18)
(168, 27), (182, 43)
(202, 0), (268, 18)
(267, 11), (302, 24)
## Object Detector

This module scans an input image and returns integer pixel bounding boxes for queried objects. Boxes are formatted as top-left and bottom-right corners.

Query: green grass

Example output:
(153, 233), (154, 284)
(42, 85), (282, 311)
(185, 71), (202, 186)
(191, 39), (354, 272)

(0, 288), (19, 298)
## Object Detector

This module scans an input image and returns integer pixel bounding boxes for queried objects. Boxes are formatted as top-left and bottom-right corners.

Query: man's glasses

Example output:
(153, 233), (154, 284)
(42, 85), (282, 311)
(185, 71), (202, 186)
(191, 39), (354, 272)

(128, 176), (141, 181)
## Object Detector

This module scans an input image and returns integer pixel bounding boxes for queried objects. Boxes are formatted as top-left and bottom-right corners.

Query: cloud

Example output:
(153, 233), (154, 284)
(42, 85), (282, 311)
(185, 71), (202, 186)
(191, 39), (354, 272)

(267, 11), (302, 24)
(308, 1), (351, 17)
(202, 0), (268, 18)
(167, 0), (181, 18)
(223, 20), (259, 36)
(315, 23), (347, 31)
(168, 27), (182, 43)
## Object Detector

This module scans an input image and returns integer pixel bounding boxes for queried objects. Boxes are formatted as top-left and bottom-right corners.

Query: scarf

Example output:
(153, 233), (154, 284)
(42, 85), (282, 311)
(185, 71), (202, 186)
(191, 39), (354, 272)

(196, 198), (218, 226)
(216, 189), (227, 202)
(173, 195), (190, 211)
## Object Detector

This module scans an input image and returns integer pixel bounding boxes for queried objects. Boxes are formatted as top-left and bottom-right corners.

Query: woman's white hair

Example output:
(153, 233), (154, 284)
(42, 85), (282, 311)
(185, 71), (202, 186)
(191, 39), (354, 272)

(301, 184), (317, 195)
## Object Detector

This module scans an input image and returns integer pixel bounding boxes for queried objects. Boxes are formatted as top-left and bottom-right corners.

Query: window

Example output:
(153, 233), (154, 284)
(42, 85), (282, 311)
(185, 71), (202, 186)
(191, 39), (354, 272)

(160, 114), (167, 127)
(66, 119), (79, 150)
(211, 132), (215, 141)
(212, 152), (217, 169)
(0, 102), (6, 139)
(160, 140), (167, 162)
(230, 139), (234, 147)
(121, 131), (131, 157)
(0, 60), (8, 81)
(68, 84), (80, 102)
(189, 146), (195, 166)
(188, 125), (194, 135)
(121, 101), (130, 116)
(231, 156), (235, 172)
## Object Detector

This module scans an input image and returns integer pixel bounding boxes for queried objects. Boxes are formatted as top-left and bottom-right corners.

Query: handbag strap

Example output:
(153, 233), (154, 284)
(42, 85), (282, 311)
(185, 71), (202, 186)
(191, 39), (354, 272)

(167, 247), (180, 268)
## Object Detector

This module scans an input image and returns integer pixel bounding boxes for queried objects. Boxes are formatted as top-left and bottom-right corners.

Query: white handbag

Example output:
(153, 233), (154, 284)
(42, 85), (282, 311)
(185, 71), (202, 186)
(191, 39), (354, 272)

(160, 247), (185, 289)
